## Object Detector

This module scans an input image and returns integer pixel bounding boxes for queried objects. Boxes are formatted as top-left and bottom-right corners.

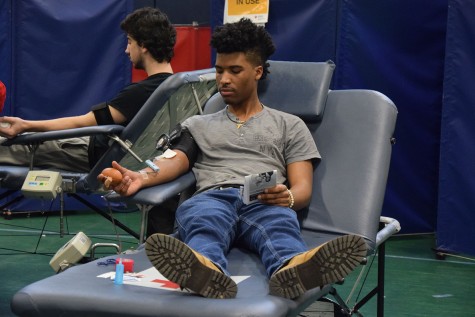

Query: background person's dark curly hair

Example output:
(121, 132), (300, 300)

(120, 7), (176, 63)
(210, 18), (276, 80)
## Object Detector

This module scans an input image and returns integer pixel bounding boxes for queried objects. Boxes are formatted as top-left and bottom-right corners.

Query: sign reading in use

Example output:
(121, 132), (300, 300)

(224, 0), (269, 24)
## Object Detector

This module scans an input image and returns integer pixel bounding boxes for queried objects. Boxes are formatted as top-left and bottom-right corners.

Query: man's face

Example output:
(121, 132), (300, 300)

(215, 52), (262, 106)
(125, 35), (144, 70)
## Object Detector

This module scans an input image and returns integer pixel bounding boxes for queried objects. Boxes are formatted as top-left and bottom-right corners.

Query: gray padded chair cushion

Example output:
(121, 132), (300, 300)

(11, 245), (331, 317)
(0, 166), (30, 189)
(258, 60), (335, 122)
(301, 89), (398, 251)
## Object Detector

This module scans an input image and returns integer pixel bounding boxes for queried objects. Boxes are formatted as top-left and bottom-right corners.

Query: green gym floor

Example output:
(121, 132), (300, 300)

(1, 208), (474, 317)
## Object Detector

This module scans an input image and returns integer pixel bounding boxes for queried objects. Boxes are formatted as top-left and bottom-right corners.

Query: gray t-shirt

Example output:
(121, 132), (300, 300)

(182, 106), (320, 193)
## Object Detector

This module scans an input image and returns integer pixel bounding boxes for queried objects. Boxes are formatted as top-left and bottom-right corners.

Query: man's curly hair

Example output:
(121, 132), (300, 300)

(210, 18), (276, 80)
(120, 7), (176, 63)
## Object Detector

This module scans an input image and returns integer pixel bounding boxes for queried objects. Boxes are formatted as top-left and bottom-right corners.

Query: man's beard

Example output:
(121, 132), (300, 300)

(133, 58), (144, 70)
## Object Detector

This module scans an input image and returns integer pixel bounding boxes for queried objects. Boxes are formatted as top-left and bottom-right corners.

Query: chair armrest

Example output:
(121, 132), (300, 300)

(376, 216), (401, 247)
(1, 125), (124, 146)
(106, 172), (196, 206)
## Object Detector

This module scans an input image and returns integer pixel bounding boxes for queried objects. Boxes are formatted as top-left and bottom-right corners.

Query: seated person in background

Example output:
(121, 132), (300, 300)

(99, 18), (367, 300)
(0, 7), (176, 172)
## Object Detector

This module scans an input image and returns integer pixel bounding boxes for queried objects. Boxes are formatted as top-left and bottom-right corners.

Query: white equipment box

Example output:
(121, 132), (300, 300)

(49, 231), (92, 272)
(21, 170), (62, 199)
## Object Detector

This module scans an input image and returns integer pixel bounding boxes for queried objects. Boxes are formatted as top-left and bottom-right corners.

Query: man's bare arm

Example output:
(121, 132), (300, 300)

(98, 149), (190, 197)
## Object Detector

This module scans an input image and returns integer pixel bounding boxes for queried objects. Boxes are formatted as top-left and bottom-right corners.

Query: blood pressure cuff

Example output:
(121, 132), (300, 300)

(91, 102), (114, 125)
(170, 126), (199, 169)
(88, 102), (115, 168)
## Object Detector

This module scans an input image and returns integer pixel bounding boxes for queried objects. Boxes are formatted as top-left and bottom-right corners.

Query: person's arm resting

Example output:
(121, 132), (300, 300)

(286, 160), (314, 210)
(99, 126), (198, 196)
(139, 149), (190, 188)
(140, 126), (198, 187)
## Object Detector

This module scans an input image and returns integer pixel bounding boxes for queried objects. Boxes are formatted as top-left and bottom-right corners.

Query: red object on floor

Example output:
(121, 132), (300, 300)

(131, 26), (212, 83)
(0, 80), (6, 112)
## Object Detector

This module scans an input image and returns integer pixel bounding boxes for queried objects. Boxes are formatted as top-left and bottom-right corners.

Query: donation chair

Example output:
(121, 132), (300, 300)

(11, 60), (400, 317)
(0, 68), (217, 240)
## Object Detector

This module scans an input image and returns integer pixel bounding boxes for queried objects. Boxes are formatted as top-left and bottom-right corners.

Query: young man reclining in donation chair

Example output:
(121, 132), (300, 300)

(99, 18), (367, 300)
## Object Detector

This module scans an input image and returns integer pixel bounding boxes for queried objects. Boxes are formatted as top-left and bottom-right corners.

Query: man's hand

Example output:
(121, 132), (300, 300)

(0, 117), (24, 138)
(258, 184), (293, 208)
(97, 161), (143, 196)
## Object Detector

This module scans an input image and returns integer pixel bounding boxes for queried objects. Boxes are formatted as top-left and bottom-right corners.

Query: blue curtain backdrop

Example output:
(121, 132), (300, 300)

(437, 0), (475, 256)
(0, 0), (133, 211)
(211, 0), (337, 64)
(334, 1), (448, 234)
(211, 0), (447, 234)
(4, 0), (132, 118)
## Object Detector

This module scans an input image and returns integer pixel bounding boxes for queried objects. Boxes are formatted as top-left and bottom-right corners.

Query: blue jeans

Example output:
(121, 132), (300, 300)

(176, 188), (308, 277)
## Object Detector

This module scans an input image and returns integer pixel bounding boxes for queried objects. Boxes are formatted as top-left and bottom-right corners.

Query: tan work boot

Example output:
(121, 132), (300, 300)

(145, 234), (237, 299)
(269, 234), (367, 299)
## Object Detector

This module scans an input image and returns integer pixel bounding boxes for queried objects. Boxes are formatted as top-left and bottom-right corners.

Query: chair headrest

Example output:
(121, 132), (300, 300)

(258, 60), (335, 122)
(204, 60), (335, 122)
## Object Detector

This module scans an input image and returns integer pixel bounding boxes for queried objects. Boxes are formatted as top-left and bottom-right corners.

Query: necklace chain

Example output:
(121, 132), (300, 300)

(225, 106), (246, 128)
(225, 104), (263, 129)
